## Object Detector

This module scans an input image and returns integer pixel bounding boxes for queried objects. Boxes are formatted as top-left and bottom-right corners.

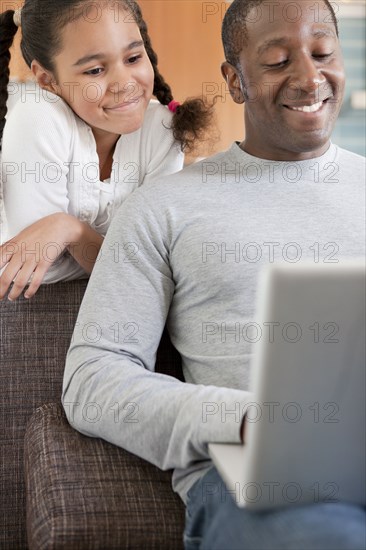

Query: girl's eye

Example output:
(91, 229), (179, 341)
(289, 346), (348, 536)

(127, 54), (142, 64)
(84, 67), (104, 76)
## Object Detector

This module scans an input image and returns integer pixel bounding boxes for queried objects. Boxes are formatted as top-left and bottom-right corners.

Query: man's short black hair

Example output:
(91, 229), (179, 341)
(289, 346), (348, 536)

(222, 0), (339, 68)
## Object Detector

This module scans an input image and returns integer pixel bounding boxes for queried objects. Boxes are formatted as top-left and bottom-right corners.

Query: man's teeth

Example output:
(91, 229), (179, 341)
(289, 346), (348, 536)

(289, 101), (323, 113)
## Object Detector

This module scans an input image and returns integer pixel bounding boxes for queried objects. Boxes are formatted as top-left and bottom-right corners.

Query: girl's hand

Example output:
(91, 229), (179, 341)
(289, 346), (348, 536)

(0, 213), (76, 301)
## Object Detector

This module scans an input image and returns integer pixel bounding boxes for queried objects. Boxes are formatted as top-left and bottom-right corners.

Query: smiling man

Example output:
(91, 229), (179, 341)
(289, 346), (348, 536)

(222, 0), (345, 160)
(63, 1), (366, 549)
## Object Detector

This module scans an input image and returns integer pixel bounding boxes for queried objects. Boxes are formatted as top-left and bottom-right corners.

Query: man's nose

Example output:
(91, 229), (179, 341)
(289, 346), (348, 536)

(290, 54), (326, 94)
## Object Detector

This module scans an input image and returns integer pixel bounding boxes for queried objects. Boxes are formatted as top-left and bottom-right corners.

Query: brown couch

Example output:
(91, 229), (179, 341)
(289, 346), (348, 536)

(0, 279), (185, 549)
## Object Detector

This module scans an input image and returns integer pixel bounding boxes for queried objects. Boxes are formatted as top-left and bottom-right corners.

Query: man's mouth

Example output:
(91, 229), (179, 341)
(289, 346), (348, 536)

(288, 101), (323, 113)
(283, 98), (331, 113)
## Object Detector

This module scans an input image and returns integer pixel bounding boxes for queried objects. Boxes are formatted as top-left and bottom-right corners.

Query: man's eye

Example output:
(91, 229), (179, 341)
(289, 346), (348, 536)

(84, 67), (103, 76)
(313, 53), (333, 60)
(266, 60), (288, 68)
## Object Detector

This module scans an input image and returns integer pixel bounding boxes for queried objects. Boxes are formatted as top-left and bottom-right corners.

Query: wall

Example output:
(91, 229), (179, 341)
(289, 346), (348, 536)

(332, 5), (366, 156)
(138, 0), (244, 155)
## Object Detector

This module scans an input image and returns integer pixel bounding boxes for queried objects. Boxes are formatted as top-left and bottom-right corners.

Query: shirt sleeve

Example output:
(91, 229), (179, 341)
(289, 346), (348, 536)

(1, 93), (73, 240)
(62, 189), (251, 472)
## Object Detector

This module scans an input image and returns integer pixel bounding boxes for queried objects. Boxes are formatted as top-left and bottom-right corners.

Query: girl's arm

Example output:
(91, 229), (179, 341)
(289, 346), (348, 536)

(66, 216), (104, 274)
(2, 93), (73, 240)
(0, 212), (103, 300)
(1, 91), (102, 299)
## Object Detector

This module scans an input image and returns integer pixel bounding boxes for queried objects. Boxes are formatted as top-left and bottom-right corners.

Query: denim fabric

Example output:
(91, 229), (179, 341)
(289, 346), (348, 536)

(184, 467), (366, 550)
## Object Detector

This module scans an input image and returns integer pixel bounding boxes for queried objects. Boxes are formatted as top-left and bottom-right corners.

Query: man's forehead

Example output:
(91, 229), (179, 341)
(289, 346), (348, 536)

(243, 0), (337, 47)
(245, 0), (334, 29)
(246, 0), (330, 17)
(256, 27), (337, 55)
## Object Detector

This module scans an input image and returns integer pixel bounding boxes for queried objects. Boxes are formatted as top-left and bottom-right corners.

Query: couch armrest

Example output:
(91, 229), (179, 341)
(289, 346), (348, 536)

(1, 276), (184, 548)
(1, 280), (89, 549)
(24, 403), (185, 549)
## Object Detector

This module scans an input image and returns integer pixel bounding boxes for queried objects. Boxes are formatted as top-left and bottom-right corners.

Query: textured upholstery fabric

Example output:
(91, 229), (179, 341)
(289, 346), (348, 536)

(25, 403), (185, 549)
(0, 279), (184, 549)
(1, 280), (89, 549)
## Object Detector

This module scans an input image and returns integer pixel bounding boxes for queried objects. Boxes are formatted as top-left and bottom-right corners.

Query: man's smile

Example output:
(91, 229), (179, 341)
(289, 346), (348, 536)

(281, 96), (334, 118)
(285, 100), (323, 113)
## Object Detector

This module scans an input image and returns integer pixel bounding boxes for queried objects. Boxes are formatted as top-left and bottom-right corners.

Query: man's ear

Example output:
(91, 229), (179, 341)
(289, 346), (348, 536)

(31, 60), (59, 95)
(221, 61), (245, 104)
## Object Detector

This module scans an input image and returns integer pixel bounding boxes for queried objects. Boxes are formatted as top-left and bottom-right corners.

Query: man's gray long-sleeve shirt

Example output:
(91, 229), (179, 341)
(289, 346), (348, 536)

(63, 143), (365, 502)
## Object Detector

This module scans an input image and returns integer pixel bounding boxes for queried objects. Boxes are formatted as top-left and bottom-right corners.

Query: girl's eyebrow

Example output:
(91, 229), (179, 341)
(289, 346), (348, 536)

(73, 40), (144, 67)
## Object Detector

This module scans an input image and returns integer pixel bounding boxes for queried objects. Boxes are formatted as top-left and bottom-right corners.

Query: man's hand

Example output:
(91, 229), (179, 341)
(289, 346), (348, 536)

(0, 213), (77, 301)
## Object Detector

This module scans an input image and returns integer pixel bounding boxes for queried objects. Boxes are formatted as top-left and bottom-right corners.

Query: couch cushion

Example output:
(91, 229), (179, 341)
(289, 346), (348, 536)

(25, 403), (185, 549)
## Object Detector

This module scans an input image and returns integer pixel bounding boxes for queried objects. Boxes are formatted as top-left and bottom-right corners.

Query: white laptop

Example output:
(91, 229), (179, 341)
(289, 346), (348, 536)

(209, 260), (366, 510)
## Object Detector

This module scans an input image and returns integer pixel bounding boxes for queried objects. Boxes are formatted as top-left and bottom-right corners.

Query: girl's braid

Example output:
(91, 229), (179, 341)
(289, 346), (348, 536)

(130, 2), (214, 153)
(130, 2), (173, 106)
(0, 10), (18, 142)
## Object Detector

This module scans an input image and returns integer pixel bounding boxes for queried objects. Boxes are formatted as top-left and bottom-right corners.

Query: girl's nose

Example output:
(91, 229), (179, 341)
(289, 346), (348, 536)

(107, 80), (140, 103)
(107, 63), (137, 95)
(108, 81), (121, 94)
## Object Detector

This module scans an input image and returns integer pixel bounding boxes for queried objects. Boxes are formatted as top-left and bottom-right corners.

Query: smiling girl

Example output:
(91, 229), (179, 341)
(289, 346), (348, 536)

(0, 0), (212, 300)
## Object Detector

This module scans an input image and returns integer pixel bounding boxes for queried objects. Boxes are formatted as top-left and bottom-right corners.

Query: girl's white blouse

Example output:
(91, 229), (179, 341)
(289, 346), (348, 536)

(1, 87), (184, 282)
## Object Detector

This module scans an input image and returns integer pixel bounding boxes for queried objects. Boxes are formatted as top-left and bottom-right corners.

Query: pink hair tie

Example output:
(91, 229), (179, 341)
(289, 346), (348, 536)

(168, 100), (180, 113)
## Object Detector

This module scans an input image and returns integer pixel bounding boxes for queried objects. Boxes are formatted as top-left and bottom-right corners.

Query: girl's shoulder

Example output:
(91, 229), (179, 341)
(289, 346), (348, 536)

(5, 84), (76, 133)
(142, 99), (173, 131)
(2, 85), (79, 159)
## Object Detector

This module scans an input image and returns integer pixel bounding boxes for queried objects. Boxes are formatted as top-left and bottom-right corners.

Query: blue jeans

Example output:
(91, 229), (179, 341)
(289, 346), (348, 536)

(184, 467), (366, 550)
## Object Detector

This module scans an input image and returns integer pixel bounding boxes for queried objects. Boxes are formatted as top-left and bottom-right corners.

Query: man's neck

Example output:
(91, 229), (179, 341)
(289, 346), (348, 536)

(239, 140), (331, 161)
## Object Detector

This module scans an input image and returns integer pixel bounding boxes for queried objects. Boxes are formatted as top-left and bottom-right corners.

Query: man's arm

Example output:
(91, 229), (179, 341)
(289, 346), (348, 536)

(63, 189), (251, 471)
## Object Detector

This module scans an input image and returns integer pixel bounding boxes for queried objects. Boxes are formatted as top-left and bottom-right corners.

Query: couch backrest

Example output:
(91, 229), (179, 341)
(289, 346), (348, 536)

(0, 279), (183, 549)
